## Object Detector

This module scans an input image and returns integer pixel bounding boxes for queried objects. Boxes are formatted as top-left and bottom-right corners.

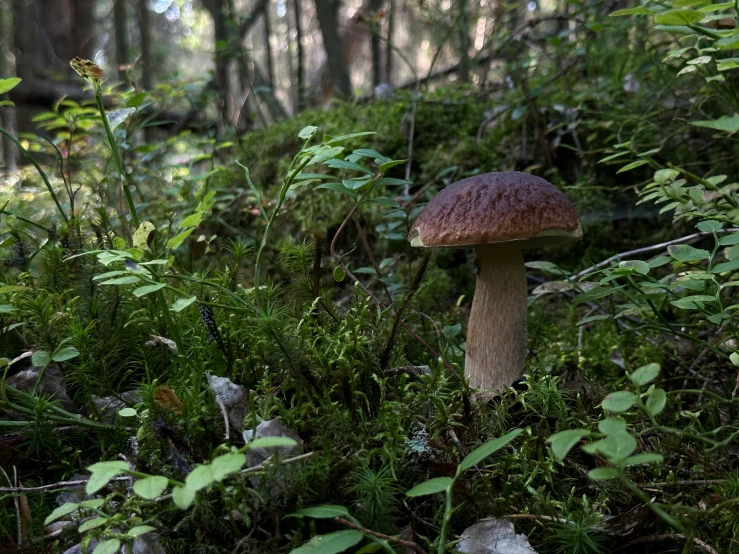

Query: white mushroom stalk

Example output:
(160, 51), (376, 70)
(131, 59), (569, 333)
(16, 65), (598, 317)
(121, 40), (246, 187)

(466, 243), (527, 391)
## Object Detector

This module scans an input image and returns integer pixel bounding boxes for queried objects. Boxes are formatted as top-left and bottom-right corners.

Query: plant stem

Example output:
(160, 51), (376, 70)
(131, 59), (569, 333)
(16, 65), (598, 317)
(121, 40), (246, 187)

(93, 89), (140, 227)
(0, 126), (68, 222)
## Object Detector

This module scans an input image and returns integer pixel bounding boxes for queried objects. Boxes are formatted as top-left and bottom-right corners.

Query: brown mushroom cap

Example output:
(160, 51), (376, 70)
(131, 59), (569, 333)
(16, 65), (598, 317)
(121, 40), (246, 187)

(408, 172), (582, 249)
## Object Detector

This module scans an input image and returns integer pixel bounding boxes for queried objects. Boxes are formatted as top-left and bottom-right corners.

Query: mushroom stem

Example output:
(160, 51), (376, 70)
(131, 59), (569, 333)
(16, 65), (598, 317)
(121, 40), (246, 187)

(466, 242), (527, 391)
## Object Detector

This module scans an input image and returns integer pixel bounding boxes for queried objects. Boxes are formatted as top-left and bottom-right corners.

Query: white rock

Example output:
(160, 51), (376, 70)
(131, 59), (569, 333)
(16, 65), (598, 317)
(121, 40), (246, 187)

(457, 519), (538, 554)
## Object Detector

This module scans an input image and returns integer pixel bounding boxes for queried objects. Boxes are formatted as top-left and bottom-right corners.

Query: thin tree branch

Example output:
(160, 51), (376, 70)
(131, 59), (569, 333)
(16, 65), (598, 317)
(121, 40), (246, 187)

(334, 516), (428, 554)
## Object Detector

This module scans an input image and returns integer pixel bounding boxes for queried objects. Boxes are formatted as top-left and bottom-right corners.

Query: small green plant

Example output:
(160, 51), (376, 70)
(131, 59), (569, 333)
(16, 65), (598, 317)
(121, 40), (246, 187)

(288, 428), (522, 554)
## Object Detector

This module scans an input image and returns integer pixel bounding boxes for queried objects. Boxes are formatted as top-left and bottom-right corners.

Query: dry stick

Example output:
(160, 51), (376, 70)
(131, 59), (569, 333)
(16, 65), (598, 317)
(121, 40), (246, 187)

(216, 395), (230, 440)
(568, 229), (739, 283)
(330, 202), (461, 380)
(624, 533), (719, 554)
(643, 479), (727, 488)
(334, 516), (428, 554)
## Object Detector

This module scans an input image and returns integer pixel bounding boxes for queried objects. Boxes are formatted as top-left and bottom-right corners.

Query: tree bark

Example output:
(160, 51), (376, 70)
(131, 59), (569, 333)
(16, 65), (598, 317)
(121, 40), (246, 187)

(114, 0), (129, 81)
(385, 0), (394, 85)
(370, 0), (382, 87)
(292, 0), (305, 111)
(262, 2), (275, 93)
(314, 0), (352, 100)
(0, 0), (18, 170)
(137, 0), (153, 91)
(457, 0), (471, 83)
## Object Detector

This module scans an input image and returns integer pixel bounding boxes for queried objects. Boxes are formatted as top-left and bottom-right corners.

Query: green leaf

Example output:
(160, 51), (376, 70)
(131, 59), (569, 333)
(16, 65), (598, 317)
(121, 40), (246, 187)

(731, 352), (739, 366)
(100, 276), (141, 286)
(299, 126), (318, 139)
(629, 363), (660, 386)
(185, 464), (215, 491)
(128, 525), (157, 537)
(86, 461), (130, 494)
(172, 485), (196, 509)
(460, 429), (523, 469)
(316, 182), (358, 198)
(323, 159), (371, 173)
(80, 499), (105, 509)
(588, 467), (619, 480)
(289, 505), (351, 519)
(211, 452), (247, 481)
(0, 78), (21, 95)
(717, 58), (739, 71)
(171, 296), (197, 312)
(325, 131), (376, 144)
(118, 407), (137, 417)
(617, 160), (648, 173)
(180, 212), (204, 228)
(654, 9), (704, 24)
(547, 429), (590, 461)
(598, 417), (628, 434)
(697, 220), (723, 232)
(44, 502), (79, 525)
(669, 244), (710, 261)
(406, 477), (453, 497)
(719, 233), (739, 246)
(93, 539), (121, 554)
(133, 476), (169, 499)
(290, 530), (364, 554)
(573, 286), (623, 304)
(712, 260), (739, 273)
(133, 283), (166, 297)
(333, 266), (346, 282)
(78, 516), (109, 532)
(671, 295), (716, 309)
(167, 228), (195, 250)
(52, 346), (79, 362)
(602, 391), (636, 412)
(32, 351), (51, 367)
(610, 6), (655, 15)
(692, 115), (739, 133)
(623, 453), (664, 465)
(646, 387), (667, 416)
(308, 146), (345, 165)
(247, 436), (298, 449)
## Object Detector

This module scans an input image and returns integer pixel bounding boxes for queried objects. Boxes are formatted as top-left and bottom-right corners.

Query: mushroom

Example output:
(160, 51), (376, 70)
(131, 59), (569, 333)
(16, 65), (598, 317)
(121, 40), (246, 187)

(408, 172), (582, 392)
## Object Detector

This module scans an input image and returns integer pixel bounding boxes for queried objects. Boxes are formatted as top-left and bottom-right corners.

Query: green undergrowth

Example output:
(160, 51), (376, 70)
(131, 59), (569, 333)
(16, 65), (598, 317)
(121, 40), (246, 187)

(5, 2), (739, 551)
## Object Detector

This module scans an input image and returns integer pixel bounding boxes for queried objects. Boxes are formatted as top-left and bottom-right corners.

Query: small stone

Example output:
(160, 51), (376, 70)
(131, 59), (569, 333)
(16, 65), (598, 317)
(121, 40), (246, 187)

(457, 519), (538, 554)
(207, 374), (249, 433)
(242, 419), (303, 495)
(7, 364), (76, 412)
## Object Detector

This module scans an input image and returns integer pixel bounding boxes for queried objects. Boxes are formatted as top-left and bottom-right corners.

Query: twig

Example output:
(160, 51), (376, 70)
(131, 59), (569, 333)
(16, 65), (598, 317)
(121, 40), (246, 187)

(385, 365), (431, 376)
(334, 516), (428, 554)
(624, 533), (719, 554)
(495, 514), (569, 524)
(569, 229), (739, 282)
(642, 479), (727, 488)
(240, 452), (313, 475)
(216, 395), (230, 440)
(0, 476), (129, 494)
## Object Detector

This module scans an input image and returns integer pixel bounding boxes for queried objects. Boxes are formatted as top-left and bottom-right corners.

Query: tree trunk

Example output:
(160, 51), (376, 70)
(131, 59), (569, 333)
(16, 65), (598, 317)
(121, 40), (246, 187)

(0, 0), (17, 170)
(385, 0), (394, 85)
(137, 0), (153, 91)
(292, 0), (305, 111)
(114, 0), (129, 81)
(456, 0), (471, 83)
(314, 0), (352, 100)
(370, 0), (382, 87)
(262, 2), (275, 93)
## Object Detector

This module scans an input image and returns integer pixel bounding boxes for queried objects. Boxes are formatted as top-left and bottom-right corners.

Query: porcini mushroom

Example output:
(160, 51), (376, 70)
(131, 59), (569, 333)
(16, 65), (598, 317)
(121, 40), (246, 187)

(408, 172), (581, 392)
